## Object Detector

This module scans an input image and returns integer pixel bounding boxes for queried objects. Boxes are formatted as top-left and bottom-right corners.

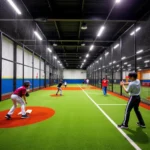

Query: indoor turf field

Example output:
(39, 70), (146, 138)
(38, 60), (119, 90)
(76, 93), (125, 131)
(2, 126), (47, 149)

(0, 84), (150, 150)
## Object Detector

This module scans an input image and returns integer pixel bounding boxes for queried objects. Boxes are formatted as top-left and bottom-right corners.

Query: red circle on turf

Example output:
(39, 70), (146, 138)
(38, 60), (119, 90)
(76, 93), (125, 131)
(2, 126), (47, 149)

(0, 106), (55, 128)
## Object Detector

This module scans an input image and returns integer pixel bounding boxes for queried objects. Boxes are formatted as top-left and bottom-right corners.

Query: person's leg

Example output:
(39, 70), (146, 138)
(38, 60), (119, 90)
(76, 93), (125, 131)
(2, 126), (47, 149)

(7, 100), (17, 115)
(105, 87), (107, 95)
(134, 96), (145, 127)
(16, 97), (26, 116)
(104, 87), (107, 95)
(56, 88), (59, 95)
(7, 95), (18, 115)
(102, 87), (105, 95)
(14, 96), (28, 118)
(60, 88), (62, 95)
(119, 96), (134, 128)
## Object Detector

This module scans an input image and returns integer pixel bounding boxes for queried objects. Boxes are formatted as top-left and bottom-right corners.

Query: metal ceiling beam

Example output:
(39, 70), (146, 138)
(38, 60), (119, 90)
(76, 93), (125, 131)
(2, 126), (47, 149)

(0, 19), (137, 23)
(46, 0), (66, 55)
(54, 21), (61, 39)
(16, 39), (114, 42)
(76, 0), (85, 54)
(57, 53), (84, 55)
(57, 53), (97, 55)
(25, 45), (108, 47)
(58, 56), (97, 58)
(82, 0), (85, 11)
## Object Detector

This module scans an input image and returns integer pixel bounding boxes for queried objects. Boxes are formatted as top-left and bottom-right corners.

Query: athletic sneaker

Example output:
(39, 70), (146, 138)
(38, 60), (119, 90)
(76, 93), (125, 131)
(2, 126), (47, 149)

(5, 114), (11, 120)
(137, 122), (146, 128)
(21, 114), (29, 119)
(118, 124), (128, 129)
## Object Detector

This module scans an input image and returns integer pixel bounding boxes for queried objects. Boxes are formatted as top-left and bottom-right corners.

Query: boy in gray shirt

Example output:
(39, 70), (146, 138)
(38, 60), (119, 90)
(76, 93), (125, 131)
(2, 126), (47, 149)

(118, 72), (146, 129)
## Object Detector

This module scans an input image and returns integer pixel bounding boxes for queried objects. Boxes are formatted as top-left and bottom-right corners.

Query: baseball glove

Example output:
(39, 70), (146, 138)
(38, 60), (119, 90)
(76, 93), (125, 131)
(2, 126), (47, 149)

(25, 92), (29, 97)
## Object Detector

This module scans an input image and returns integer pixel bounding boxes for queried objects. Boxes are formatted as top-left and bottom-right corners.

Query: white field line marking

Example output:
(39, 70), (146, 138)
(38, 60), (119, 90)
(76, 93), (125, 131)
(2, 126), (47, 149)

(18, 109), (32, 115)
(78, 85), (141, 150)
(98, 104), (127, 106)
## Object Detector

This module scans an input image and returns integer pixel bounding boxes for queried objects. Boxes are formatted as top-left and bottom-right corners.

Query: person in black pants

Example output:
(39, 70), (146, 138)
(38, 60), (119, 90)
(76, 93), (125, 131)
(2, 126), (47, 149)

(56, 80), (63, 96)
(118, 72), (146, 129)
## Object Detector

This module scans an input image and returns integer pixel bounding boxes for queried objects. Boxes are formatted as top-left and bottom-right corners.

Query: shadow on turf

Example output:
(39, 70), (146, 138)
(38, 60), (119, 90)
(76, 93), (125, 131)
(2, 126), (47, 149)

(127, 127), (149, 144)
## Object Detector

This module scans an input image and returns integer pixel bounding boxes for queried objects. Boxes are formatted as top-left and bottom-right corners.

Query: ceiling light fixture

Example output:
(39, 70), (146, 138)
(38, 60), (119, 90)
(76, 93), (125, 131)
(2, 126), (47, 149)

(121, 56), (126, 60)
(34, 31), (42, 41)
(47, 48), (52, 53)
(86, 54), (89, 58)
(81, 43), (85, 46)
(53, 43), (57, 46)
(53, 56), (57, 60)
(105, 52), (109, 56)
(81, 22), (87, 30)
(136, 49), (143, 54)
(115, 0), (121, 3)
(130, 27), (141, 36)
(7, 0), (21, 15)
(89, 45), (94, 51)
(144, 60), (149, 63)
(97, 26), (105, 37)
(137, 57), (142, 60)
(114, 44), (119, 49)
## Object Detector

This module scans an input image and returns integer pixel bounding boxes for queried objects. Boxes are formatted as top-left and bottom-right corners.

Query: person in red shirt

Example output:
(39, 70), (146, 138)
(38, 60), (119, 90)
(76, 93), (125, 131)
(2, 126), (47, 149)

(102, 78), (109, 95)
(5, 81), (31, 119)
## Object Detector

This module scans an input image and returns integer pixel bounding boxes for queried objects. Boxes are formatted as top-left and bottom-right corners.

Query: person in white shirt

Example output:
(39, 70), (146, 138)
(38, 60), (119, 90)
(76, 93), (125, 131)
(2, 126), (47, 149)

(64, 81), (67, 88)
(118, 72), (145, 129)
(86, 79), (89, 86)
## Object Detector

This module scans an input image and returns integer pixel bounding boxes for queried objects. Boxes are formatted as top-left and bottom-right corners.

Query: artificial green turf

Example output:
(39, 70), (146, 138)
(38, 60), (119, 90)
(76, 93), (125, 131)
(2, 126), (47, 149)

(0, 84), (149, 150)
(84, 87), (150, 150)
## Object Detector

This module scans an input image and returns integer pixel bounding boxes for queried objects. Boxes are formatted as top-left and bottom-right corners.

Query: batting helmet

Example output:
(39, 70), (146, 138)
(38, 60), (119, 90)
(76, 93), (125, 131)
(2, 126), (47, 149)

(23, 81), (31, 87)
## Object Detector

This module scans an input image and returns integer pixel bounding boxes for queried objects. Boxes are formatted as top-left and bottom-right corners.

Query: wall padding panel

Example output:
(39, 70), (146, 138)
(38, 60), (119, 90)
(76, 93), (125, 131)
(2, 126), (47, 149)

(17, 64), (23, 78)
(2, 60), (13, 78)
(17, 46), (23, 64)
(2, 36), (13, 61)
(34, 56), (40, 69)
(24, 66), (32, 78)
(63, 69), (86, 79)
(24, 49), (32, 67)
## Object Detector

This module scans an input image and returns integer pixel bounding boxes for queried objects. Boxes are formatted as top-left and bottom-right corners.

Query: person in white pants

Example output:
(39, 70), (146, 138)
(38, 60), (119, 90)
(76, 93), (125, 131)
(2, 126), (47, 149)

(5, 81), (31, 119)
(56, 81), (63, 95)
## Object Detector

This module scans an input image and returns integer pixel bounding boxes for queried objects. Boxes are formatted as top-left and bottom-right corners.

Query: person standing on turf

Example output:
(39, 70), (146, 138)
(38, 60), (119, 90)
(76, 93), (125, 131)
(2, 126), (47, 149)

(56, 80), (63, 95)
(64, 81), (67, 88)
(86, 79), (89, 86)
(102, 77), (109, 95)
(5, 81), (31, 119)
(118, 72), (146, 129)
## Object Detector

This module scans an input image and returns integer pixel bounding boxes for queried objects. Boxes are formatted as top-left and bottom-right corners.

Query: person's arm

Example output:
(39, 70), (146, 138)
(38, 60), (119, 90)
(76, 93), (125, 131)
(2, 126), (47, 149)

(120, 81), (128, 93)
(22, 95), (27, 104)
(120, 81), (132, 93)
(107, 80), (109, 86)
(124, 82), (129, 85)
